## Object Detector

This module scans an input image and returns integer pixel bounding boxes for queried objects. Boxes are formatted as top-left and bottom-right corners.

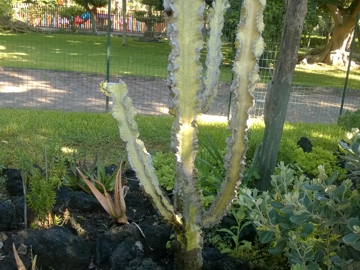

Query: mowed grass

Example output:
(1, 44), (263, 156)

(2, 32), (360, 87)
(0, 32), (233, 82)
(0, 108), (343, 170)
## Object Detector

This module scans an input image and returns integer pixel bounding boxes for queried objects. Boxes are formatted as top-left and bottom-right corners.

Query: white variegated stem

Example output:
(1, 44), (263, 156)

(107, 81), (181, 227)
(167, 0), (205, 251)
(202, 0), (266, 227)
(201, 0), (230, 113)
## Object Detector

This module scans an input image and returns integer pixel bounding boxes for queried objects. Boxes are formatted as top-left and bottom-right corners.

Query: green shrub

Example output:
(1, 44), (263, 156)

(152, 151), (175, 191)
(238, 162), (360, 270)
(27, 153), (66, 222)
(292, 146), (345, 177)
(152, 134), (227, 207)
(338, 109), (360, 131)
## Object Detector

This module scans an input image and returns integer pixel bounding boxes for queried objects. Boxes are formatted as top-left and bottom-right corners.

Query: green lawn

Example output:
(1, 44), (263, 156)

(1, 32), (360, 88)
(0, 32), (233, 82)
(0, 108), (343, 170)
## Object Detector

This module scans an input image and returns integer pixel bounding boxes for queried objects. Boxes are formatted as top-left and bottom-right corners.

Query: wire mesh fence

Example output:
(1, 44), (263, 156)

(1, 4), (359, 124)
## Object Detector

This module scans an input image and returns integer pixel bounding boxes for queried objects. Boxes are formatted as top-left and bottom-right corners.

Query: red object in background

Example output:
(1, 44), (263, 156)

(74, 16), (85, 26)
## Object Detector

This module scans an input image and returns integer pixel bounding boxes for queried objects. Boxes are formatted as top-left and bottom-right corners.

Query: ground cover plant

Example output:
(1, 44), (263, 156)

(1, 32), (360, 88)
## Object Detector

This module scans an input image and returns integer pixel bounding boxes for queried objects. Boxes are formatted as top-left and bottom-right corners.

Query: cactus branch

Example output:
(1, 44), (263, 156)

(202, 0), (265, 227)
(201, 0), (230, 113)
(107, 81), (181, 227)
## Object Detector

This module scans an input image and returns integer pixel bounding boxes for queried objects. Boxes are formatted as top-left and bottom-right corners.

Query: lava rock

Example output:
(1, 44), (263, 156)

(203, 247), (250, 270)
(95, 223), (162, 270)
(53, 186), (74, 212)
(4, 168), (23, 196)
(1, 226), (91, 270)
(140, 224), (172, 260)
(53, 187), (103, 213)
(10, 196), (27, 224)
(95, 224), (141, 267)
(297, 136), (312, 153)
(0, 200), (18, 231)
(68, 191), (103, 213)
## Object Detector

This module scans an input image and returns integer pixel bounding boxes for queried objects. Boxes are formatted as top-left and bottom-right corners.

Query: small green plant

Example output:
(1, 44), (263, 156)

(153, 134), (226, 207)
(62, 156), (118, 194)
(216, 205), (252, 257)
(238, 162), (360, 270)
(196, 133), (226, 206)
(77, 160), (128, 224)
(339, 128), (360, 185)
(13, 147), (65, 228)
(152, 152), (175, 191)
(338, 109), (360, 131)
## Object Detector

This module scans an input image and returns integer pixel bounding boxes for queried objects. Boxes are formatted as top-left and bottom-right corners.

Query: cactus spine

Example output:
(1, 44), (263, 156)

(107, 0), (265, 268)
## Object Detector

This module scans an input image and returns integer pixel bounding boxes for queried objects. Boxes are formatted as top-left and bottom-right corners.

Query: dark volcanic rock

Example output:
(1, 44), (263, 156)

(68, 191), (103, 212)
(1, 226), (91, 270)
(4, 168), (23, 196)
(0, 200), (18, 231)
(203, 247), (250, 270)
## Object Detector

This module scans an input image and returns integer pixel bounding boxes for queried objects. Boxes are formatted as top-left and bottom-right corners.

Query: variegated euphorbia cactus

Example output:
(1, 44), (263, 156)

(106, 0), (265, 268)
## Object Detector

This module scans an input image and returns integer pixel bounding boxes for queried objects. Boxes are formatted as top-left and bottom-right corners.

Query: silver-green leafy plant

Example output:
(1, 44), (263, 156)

(105, 0), (265, 268)
(339, 128), (360, 184)
(238, 162), (360, 270)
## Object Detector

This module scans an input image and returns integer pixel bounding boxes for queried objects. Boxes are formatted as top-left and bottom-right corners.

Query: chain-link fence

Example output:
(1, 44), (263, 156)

(1, 4), (359, 124)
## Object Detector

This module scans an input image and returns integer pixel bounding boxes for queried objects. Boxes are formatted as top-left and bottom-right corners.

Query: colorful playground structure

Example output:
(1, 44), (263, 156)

(12, 4), (166, 34)
(74, 12), (91, 26)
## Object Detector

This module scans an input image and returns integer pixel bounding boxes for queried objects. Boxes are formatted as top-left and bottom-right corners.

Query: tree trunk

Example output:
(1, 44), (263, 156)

(255, 0), (308, 191)
(122, 0), (127, 46)
(299, 2), (360, 65)
(88, 7), (99, 35)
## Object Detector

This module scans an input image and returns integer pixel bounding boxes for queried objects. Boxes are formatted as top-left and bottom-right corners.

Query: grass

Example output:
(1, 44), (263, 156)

(0, 108), (344, 170)
(0, 32), (233, 82)
(293, 64), (360, 89)
(1, 32), (360, 88)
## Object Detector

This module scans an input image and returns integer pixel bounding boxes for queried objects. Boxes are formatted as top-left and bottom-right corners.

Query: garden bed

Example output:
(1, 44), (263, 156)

(0, 168), (251, 270)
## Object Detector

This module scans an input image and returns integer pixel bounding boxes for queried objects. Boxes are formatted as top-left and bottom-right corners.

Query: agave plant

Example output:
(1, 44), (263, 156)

(12, 243), (37, 270)
(77, 160), (128, 224)
(62, 156), (118, 194)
